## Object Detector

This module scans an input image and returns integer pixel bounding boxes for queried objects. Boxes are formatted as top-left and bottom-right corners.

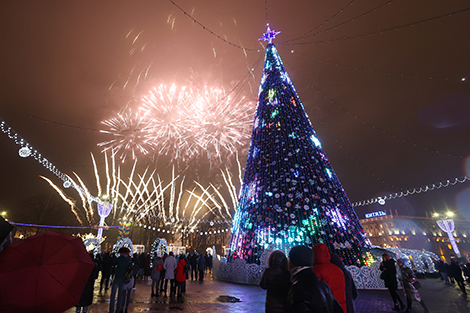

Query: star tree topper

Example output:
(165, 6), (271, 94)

(259, 25), (281, 43)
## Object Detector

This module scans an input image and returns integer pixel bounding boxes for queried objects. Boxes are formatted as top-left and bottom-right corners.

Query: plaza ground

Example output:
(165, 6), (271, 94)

(65, 272), (470, 312)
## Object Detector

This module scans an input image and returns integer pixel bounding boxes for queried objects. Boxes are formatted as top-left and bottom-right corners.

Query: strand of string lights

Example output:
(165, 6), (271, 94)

(282, 60), (403, 191)
(136, 223), (231, 236)
(352, 176), (470, 207)
(0, 118), (104, 204)
(284, 0), (356, 44)
(26, 54), (263, 136)
(283, 61), (470, 207)
(280, 0), (389, 45)
(307, 111), (401, 191)
(8, 222), (120, 229)
(283, 62), (465, 159)
(0, 118), (232, 225)
(8, 221), (228, 235)
(264, 0), (269, 25)
(280, 7), (470, 47)
(168, 0), (261, 52)
(282, 47), (467, 82)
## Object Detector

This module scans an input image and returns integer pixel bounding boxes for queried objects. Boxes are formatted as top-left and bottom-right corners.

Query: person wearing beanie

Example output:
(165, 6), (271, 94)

(288, 245), (343, 313)
(109, 247), (131, 313)
(330, 253), (358, 313)
(312, 243), (347, 313)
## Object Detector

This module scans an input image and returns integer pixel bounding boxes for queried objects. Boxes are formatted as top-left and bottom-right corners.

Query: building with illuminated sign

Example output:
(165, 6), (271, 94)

(360, 212), (470, 261)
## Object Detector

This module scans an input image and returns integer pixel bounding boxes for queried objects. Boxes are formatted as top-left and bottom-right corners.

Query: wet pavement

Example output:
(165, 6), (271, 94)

(65, 272), (470, 312)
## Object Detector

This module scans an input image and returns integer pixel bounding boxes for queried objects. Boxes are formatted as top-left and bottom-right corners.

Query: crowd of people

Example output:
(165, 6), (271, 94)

(78, 243), (470, 313)
(260, 243), (356, 313)
(436, 259), (470, 294)
(79, 248), (214, 313)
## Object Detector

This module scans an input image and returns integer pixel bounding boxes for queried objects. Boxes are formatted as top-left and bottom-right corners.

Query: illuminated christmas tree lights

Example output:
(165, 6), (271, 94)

(229, 34), (371, 265)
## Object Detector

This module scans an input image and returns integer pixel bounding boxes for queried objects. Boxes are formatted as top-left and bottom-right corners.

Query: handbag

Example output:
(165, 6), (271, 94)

(411, 279), (421, 289)
(380, 271), (386, 280)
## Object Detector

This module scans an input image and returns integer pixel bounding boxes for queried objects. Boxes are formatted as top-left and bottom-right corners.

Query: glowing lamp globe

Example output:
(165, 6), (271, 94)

(18, 146), (31, 158)
(98, 202), (113, 218)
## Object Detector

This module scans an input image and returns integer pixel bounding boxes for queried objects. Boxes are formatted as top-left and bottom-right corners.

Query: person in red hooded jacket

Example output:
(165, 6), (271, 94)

(312, 243), (347, 313)
(175, 255), (187, 297)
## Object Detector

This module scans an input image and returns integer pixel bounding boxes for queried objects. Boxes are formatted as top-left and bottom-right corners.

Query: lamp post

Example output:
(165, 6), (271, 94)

(433, 211), (461, 257)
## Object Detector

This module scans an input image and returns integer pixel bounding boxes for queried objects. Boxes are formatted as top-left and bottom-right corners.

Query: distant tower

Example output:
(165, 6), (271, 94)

(229, 27), (370, 265)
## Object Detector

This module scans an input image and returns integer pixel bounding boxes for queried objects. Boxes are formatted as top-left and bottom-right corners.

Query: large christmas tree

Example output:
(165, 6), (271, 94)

(229, 29), (371, 265)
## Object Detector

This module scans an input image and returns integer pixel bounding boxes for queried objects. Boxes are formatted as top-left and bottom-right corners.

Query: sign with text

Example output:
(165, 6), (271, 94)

(365, 211), (386, 218)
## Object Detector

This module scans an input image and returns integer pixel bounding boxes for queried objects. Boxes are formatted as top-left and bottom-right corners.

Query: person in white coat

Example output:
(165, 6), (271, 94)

(163, 251), (177, 296)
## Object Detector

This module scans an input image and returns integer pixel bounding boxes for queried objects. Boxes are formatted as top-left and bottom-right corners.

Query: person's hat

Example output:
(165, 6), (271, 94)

(118, 247), (130, 254)
(289, 245), (314, 267)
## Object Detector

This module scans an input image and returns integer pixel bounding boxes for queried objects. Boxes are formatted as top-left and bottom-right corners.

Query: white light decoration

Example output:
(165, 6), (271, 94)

(353, 176), (470, 207)
(437, 218), (461, 257)
(63, 180), (72, 188)
(18, 146), (31, 158)
(96, 202), (113, 241)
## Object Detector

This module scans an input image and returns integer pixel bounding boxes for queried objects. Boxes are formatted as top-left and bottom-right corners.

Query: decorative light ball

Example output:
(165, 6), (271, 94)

(19, 146), (31, 158)
(210, 221), (214, 226)
(63, 180), (72, 188)
(171, 217), (175, 223)
(378, 198), (386, 205)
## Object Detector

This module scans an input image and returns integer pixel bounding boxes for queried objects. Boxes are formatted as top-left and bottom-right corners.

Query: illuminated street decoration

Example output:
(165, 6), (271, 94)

(436, 218), (461, 257)
(96, 201), (113, 241)
(228, 37), (370, 265)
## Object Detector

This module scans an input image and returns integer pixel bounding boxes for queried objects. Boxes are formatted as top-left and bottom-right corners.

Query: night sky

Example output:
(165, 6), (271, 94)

(1, 0), (469, 225)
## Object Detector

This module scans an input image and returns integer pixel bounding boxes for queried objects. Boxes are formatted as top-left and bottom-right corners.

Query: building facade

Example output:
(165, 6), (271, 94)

(360, 211), (470, 261)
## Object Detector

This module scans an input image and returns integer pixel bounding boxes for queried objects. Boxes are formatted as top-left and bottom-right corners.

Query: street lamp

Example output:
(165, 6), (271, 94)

(433, 211), (461, 257)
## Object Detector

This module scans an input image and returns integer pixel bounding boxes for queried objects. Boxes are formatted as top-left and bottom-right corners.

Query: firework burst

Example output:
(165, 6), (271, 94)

(98, 108), (154, 162)
(193, 87), (254, 161)
(100, 84), (255, 163)
(141, 84), (200, 161)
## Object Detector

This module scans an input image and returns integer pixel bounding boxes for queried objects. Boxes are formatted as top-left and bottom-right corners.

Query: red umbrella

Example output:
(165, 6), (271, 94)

(0, 230), (95, 313)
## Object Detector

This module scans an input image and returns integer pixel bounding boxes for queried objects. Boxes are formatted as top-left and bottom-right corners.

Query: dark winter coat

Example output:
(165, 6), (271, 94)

(312, 243), (347, 313)
(260, 251), (291, 313)
(449, 261), (464, 282)
(380, 258), (398, 290)
(288, 267), (343, 313)
(330, 253), (358, 313)
(101, 253), (113, 278)
(77, 263), (98, 307)
(197, 255), (206, 271)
